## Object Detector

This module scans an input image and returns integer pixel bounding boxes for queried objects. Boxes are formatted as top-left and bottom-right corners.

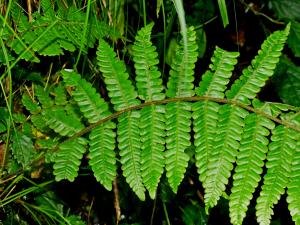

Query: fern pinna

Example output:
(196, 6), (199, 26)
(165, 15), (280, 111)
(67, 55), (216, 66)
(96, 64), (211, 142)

(20, 22), (300, 225)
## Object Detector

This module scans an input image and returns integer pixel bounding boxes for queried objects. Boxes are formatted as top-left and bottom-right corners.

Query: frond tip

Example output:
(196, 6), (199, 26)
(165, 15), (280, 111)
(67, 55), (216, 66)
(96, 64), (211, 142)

(133, 22), (165, 101)
(226, 24), (290, 104)
(97, 39), (140, 111)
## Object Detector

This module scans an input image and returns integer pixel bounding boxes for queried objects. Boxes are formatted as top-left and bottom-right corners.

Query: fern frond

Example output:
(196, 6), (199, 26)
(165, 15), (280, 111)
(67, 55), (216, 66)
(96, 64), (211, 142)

(193, 101), (219, 183)
(54, 83), (68, 106)
(8, 38), (39, 62)
(37, 138), (58, 150)
(35, 86), (53, 108)
(31, 114), (50, 132)
(166, 26), (198, 98)
(89, 122), (117, 191)
(53, 137), (87, 182)
(40, 0), (55, 19)
(140, 105), (165, 199)
(204, 105), (248, 209)
(132, 23), (165, 101)
(97, 39), (140, 111)
(193, 47), (239, 183)
(57, 6), (88, 49)
(165, 102), (191, 193)
(256, 125), (298, 225)
(8, 4), (39, 62)
(287, 141), (300, 225)
(164, 26), (197, 193)
(118, 112), (145, 200)
(22, 94), (41, 115)
(61, 70), (111, 123)
(226, 24), (290, 104)
(42, 107), (84, 137)
(19, 11), (63, 56)
(64, 102), (82, 122)
(229, 114), (275, 225)
(131, 23), (166, 198)
(196, 46), (239, 98)
(10, 4), (31, 32)
(11, 131), (35, 167)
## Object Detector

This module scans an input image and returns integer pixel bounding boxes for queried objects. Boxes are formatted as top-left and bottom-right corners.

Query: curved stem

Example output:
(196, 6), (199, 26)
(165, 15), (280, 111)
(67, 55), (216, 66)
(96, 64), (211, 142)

(63, 96), (300, 146)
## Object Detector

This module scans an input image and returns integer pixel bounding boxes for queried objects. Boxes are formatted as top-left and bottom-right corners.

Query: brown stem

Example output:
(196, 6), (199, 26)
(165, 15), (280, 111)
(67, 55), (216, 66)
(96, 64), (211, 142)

(61, 96), (300, 148)
(113, 178), (121, 224)
(27, 0), (32, 22)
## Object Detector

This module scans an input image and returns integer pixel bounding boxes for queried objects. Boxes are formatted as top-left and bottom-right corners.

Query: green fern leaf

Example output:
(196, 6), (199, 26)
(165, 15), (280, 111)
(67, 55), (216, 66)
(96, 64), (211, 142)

(0, 45), (15, 64)
(97, 39), (140, 111)
(166, 26), (198, 98)
(65, 102), (82, 123)
(204, 105), (248, 209)
(196, 46), (239, 98)
(12, 4), (83, 56)
(140, 105), (165, 198)
(164, 26), (197, 193)
(226, 24), (290, 104)
(53, 137), (87, 182)
(37, 138), (59, 150)
(35, 85), (54, 108)
(21, 14), (63, 56)
(8, 38), (40, 62)
(42, 107), (84, 137)
(287, 141), (300, 225)
(252, 98), (300, 118)
(132, 23), (165, 198)
(193, 101), (219, 183)
(40, 0), (55, 19)
(89, 122), (117, 191)
(30, 114), (50, 132)
(229, 114), (275, 225)
(58, 6), (88, 49)
(10, 3), (31, 32)
(193, 47), (239, 183)
(256, 125), (298, 225)
(22, 94), (41, 115)
(54, 83), (68, 106)
(8, 4), (39, 62)
(165, 102), (191, 193)
(118, 112), (145, 200)
(97, 39), (144, 198)
(62, 70), (111, 123)
(11, 131), (35, 167)
(132, 23), (165, 101)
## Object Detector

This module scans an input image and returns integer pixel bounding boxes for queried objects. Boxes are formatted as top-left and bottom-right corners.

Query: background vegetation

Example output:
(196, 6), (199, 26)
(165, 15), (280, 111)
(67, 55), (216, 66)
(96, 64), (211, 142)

(1, 0), (300, 224)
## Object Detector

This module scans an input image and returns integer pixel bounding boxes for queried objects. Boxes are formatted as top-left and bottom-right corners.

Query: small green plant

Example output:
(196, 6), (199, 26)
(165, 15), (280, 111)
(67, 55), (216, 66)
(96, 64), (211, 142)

(11, 20), (300, 225)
